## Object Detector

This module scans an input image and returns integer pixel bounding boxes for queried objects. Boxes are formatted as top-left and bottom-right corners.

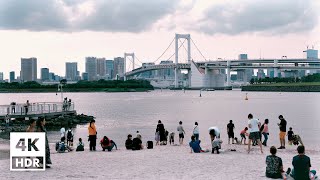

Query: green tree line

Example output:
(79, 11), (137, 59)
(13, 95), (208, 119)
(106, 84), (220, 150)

(250, 74), (320, 84)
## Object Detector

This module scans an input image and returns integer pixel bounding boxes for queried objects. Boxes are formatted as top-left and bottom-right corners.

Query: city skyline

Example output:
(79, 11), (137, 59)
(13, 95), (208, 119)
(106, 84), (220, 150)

(0, 0), (319, 78)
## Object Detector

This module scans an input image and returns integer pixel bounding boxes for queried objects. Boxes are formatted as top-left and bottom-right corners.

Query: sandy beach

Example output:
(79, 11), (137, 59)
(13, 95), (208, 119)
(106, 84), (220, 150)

(0, 139), (319, 180)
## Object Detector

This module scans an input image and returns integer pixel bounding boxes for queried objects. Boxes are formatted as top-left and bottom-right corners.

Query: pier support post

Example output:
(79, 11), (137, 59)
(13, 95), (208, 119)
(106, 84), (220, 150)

(274, 60), (279, 77)
(227, 61), (231, 87)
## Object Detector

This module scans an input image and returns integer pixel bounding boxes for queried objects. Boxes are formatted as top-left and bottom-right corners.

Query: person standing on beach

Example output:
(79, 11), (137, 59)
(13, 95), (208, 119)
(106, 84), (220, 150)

(157, 120), (165, 145)
(36, 118), (52, 168)
(60, 125), (66, 138)
(278, 115), (287, 149)
(247, 114), (263, 154)
(261, 119), (269, 146)
(227, 120), (235, 144)
(193, 122), (199, 141)
(177, 121), (185, 145)
(88, 120), (97, 151)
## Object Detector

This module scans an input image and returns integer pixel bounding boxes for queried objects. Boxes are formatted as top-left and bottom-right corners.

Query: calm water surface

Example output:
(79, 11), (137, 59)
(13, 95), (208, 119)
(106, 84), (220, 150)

(1, 90), (319, 148)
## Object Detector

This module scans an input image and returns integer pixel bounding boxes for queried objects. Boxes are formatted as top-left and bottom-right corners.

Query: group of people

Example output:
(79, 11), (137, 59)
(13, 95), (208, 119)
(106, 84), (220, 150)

(62, 97), (72, 111)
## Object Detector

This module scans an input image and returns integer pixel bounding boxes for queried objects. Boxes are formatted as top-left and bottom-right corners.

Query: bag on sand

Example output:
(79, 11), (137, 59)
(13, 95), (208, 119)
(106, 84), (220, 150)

(147, 141), (153, 149)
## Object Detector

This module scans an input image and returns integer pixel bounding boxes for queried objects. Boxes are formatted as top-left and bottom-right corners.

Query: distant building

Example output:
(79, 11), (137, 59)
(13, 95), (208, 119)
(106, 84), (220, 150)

(85, 57), (97, 81)
(49, 73), (55, 81)
(236, 54), (252, 82)
(267, 69), (274, 78)
(106, 60), (114, 80)
(0, 72), (3, 82)
(113, 57), (124, 79)
(97, 58), (106, 79)
(66, 62), (78, 81)
(41, 68), (50, 81)
(304, 48), (319, 74)
(257, 69), (266, 79)
(82, 72), (89, 81)
(141, 62), (155, 78)
(158, 60), (174, 79)
(10, 71), (15, 82)
(21, 57), (37, 82)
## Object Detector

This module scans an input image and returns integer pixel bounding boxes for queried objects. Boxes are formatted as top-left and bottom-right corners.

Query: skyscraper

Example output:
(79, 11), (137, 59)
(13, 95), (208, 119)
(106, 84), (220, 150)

(41, 68), (49, 81)
(21, 58), (37, 82)
(113, 57), (124, 79)
(66, 62), (78, 81)
(10, 71), (15, 82)
(106, 60), (114, 80)
(97, 58), (106, 79)
(304, 48), (319, 74)
(85, 57), (97, 81)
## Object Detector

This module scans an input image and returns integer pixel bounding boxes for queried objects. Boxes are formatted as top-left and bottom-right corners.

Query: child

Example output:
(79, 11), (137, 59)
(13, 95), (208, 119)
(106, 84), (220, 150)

(126, 134), (133, 149)
(240, 127), (248, 145)
(155, 130), (160, 146)
(287, 127), (294, 145)
(66, 127), (74, 147)
(76, 138), (84, 151)
(57, 137), (73, 153)
(169, 132), (175, 145)
(212, 137), (223, 154)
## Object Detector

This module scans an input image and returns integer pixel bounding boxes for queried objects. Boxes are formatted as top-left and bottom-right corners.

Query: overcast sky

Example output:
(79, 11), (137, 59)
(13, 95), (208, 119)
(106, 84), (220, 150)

(0, 0), (319, 79)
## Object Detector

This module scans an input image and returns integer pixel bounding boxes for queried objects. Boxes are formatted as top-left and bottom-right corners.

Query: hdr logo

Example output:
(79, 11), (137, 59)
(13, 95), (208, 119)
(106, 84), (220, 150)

(10, 132), (46, 171)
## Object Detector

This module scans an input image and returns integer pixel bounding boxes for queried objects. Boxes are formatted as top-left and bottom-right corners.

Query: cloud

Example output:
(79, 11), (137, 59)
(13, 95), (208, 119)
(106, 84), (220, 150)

(0, 0), (179, 32)
(194, 0), (319, 35)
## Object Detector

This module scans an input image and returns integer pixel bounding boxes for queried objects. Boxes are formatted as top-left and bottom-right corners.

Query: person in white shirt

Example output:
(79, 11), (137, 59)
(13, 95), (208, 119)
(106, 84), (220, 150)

(193, 122), (200, 141)
(247, 114), (263, 154)
(60, 126), (66, 138)
(177, 121), (185, 145)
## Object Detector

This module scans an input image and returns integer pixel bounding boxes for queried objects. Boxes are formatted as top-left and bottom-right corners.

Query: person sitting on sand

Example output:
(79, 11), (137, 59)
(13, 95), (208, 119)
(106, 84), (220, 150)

(288, 145), (317, 180)
(240, 127), (248, 145)
(76, 138), (84, 152)
(56, 137), (73, 153)
(100, 136), (118, 151)
(125, 134), (133, 150)
(132, 134), (143, 150)
(265, 146), (286, 179)
(212, 136), (223, 154)
(189, 135), (205, 153)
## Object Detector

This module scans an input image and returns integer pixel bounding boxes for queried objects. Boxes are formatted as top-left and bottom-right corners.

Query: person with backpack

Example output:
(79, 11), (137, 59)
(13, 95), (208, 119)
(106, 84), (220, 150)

(100, 136), (117, 151)
(66, 127), (74, 147)
(76, 138), (84, 151)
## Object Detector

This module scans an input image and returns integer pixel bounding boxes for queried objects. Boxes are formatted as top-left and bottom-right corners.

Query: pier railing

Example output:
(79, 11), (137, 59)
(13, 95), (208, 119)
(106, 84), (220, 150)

(0, 102), (75, 116)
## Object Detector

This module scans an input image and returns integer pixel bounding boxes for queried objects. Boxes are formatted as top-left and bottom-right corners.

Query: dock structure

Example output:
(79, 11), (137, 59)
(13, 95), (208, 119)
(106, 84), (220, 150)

(0, 102), (76, 120)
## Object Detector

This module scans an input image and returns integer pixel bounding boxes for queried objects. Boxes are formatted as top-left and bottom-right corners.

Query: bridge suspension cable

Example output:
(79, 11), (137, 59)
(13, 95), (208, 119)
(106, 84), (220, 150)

(152, 37), (175, 63)
(191, 38), (208, 62)
(166, 38), (187, 61)
(179, 39), (190, 63)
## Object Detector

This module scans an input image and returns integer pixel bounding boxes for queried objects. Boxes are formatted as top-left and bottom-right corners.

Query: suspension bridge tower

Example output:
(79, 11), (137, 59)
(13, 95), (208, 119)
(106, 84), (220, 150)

(175, 33), (191, 88)
(124, 52), (135, 81)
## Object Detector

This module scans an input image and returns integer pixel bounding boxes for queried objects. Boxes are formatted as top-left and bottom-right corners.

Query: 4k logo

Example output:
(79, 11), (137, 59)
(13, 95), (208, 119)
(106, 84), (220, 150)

(10, 132), (46, 171)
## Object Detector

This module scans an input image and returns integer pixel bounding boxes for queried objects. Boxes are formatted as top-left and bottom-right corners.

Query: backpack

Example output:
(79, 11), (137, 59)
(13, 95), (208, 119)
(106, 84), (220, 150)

(59, 142), (66, 152)
(67, 130), (73, 139)
(147, 141), (153, 149)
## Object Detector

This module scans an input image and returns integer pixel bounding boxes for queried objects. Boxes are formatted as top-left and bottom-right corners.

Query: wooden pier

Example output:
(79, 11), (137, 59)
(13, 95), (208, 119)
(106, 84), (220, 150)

(0, 102), (76, 120)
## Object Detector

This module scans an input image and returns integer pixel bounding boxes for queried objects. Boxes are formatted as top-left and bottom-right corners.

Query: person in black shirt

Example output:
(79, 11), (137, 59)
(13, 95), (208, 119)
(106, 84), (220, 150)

(277, 115), (287, 149)
(125, 134), (133, 150)
(227, 120), (235, 144)
(287, 127), (294, 145)
(156, 120), (166, 145)
(132, 134), (143, 150)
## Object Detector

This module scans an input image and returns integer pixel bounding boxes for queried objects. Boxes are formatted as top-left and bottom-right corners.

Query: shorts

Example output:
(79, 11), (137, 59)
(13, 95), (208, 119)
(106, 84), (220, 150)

(279, 131), (286, 139)
(249, 132), (260, 141)
(228, 132), (234, 138)
(240, 134), (246, 139)
(179, 133), (184, 139)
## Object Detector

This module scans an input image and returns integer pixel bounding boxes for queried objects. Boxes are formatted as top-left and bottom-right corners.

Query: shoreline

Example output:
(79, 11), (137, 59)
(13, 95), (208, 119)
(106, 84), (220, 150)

(242, 83), (320, 92)
(0, 88), (153, 93)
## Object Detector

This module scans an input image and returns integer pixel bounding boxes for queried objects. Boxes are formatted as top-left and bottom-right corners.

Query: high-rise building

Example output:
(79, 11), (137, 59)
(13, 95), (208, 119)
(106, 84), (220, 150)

(41, 68), (50, 81)
(106, 60), (114, 80)
(85, 57), (97, 81)
(236, 54), (252, 82)
(304, 48), (319, 74)
(49, 72), (55, 81)
(66, 62), (78, 81)
(97, 58), (106, 79)
(113, 57), (124, 79)
(0, 72), (3, 82)
(21, 57), (37, 82)
(10, 71), (15, 82)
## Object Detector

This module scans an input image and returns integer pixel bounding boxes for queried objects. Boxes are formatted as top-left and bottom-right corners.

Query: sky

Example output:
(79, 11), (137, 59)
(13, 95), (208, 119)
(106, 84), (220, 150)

(0, 0), (319, 79)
